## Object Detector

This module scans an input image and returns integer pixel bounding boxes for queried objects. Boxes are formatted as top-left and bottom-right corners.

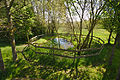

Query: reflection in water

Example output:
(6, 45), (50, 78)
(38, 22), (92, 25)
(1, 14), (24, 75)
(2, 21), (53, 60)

(54, 38), (74, 49)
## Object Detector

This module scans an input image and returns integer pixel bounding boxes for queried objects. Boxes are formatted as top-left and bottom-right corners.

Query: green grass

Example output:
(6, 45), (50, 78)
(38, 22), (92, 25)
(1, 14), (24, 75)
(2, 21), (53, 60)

(0, 29), (119, 80)
(58, 28), (115, 44)
(0, 43), (26, 61)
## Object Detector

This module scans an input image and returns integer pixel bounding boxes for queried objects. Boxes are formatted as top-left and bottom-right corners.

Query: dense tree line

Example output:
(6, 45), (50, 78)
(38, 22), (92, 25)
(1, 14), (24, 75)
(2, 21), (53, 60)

(0, 0), (66, 61)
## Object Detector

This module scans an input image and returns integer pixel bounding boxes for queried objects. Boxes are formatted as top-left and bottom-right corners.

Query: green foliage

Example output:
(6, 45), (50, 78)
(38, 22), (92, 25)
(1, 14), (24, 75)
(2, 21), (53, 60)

(12, 3), (35, 41)
(102, 1), (120, 34)
(0, 28), (9, 42)
(102, 18), (115, 32)
(0, 0), (120, 79)
(0, 0), (46, 43)
(31, 18), (46, 36)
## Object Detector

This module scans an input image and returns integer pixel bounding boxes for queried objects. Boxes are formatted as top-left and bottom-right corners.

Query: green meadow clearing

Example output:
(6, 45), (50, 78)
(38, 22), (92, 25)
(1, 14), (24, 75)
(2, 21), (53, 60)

(1, 0), (120, 79)
(0, 29), (119, 80)
(1, 29), (113, 61)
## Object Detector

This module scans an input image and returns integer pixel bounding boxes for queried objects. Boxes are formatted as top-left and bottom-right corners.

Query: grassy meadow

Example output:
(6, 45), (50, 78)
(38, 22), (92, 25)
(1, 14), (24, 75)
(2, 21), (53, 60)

(0, 28), (119, 80)
(1, 28), (113, 62)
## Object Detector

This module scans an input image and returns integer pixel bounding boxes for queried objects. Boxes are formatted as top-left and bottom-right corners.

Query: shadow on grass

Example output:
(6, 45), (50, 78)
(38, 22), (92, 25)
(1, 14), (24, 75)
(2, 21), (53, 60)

(0, 41), (10, 47)
(2, 41), (119, 79)
(82, 44), (120, 80)
(0, 51), (74, 79)
(0, 41), (27, 48)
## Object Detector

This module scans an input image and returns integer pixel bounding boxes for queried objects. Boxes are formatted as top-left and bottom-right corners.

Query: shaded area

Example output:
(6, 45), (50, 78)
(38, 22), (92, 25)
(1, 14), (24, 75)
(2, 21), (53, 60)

(1, 44), (119, 80)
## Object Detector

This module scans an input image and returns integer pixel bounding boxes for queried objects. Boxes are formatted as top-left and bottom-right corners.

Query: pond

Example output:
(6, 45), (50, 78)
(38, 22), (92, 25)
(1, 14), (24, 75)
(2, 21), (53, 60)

(53, 38), (74, 49)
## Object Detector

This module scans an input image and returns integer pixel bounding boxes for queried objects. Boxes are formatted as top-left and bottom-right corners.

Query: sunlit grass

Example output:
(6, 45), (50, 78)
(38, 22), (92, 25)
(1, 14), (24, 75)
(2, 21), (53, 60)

(0, 28), (118, 80)
(59, 28), (115, 44)
(0, 44), (26, 62)
(35, 38), (48, 43)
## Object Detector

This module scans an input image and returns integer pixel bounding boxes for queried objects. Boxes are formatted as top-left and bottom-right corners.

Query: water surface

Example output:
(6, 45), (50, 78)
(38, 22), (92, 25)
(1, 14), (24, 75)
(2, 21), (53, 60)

(54, 38), (74, 49)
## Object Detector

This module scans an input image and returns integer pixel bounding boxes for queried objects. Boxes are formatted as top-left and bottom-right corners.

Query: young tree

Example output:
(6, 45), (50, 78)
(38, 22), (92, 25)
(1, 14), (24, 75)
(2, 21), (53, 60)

(102, 1), (116, 44)
(80, 0), (106, 49)
(31, 0), (66, 34)
(2, 0), (32, 61)
(4, 0), (17, 61)
(103, 1), (120, 79)
(103, 0), (120, 65)
(102, 18), (114, 44)
(65, 0), (106, 51)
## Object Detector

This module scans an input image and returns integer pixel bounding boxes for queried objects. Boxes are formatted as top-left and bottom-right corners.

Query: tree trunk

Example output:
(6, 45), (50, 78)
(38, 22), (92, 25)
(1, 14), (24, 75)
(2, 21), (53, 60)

(31, 0), (37, 14)
(109, 32), (119, 65)
(11, 33), (17, 61)
(80, 17), (97, 49)
(47, 11), (51, 34)
(116, 8), (120, 79)
(80, 29), (91, 49)
(116, 33), (120, 80)
(108, 44), (115, 65)
(5, 0), (17, 61)
(88, 30), (93, 48)
(0, 49), (4, 71)
(42, 0), (45, 22)
(116, 66), (120, 80)
(117, 33), (120, 48)
(108, 30), (113, 44)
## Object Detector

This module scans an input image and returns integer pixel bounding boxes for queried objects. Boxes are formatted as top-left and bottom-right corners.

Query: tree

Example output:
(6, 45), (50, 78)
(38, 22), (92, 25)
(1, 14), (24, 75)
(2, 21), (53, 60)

(31, 0), (66, 34)
(102, 0), (120, 79)
(80, 0), (106, 49)
(1, 0), (33, 61)
(65, 0), (106, 51)
(0, 49), (4, 71)
(101, 0), (117, 44)
(4, 0), (17, 61)
(12, 1), (35, 43)
(102, 17), (114, 44)
(102, 0), (120, 65)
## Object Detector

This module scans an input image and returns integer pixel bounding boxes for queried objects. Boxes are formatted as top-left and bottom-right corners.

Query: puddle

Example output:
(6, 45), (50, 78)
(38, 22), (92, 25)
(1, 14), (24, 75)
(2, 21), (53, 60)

(53, 38), (74, 49)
